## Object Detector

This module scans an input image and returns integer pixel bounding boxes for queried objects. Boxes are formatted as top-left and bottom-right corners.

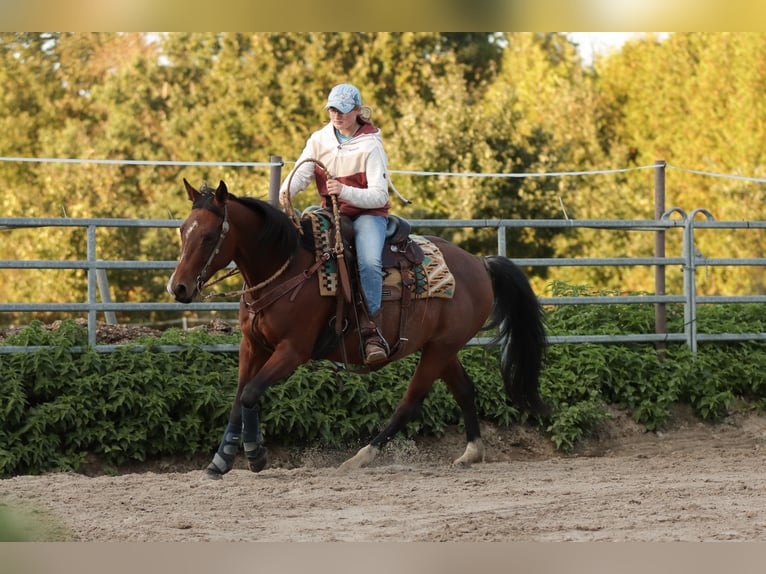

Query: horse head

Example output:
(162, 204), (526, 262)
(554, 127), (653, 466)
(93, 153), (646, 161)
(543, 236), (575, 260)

(167, 178), (236, 303)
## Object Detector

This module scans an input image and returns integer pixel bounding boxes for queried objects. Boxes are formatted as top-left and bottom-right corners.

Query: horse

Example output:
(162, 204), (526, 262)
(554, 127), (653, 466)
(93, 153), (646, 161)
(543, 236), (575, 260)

(167, 179), (549, 479)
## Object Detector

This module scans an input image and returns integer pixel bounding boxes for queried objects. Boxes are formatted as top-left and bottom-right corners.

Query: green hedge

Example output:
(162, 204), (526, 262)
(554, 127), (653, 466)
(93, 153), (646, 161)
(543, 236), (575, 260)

(2, 292), (766, 475)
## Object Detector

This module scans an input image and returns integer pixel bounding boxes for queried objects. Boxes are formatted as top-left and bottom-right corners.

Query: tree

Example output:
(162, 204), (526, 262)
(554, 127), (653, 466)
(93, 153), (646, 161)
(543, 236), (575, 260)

(594, 32), (766, 295)
(3, 32), (766, 326)
(444, 33), (607, 271)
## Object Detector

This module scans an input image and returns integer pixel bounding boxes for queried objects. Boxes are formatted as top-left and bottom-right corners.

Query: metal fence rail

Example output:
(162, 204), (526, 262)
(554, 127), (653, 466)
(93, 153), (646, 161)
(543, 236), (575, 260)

(1, 210), (765, 353)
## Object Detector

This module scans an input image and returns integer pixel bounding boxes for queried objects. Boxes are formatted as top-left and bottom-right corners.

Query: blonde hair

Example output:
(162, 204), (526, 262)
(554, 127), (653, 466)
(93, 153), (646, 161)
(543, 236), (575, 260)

(357, 105), (373, 124)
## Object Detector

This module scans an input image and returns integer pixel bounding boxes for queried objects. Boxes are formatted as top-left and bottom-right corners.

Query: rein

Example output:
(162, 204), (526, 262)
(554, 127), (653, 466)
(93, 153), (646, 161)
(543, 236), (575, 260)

(283, 159), (311, 234)
(201, 256), (293, 301)
(242, 251), (331, 315)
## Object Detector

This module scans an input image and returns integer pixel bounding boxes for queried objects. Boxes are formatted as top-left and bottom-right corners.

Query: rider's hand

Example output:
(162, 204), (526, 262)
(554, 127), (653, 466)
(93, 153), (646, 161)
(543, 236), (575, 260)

(326, 179), (343, 196)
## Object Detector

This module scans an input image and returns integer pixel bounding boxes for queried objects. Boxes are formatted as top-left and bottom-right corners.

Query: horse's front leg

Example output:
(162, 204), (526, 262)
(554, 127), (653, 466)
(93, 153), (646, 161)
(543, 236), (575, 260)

(241, 401), (267, 473)
(205, 338), (307, 479)
(236, 341), (309, 473)
(204, 408), (244, 479)
(204, 339), (266, 480)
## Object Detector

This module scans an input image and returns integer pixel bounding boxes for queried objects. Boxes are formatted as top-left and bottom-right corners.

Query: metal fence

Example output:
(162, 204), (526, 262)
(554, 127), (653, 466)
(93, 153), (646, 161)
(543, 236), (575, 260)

(1, 209), (765, 354)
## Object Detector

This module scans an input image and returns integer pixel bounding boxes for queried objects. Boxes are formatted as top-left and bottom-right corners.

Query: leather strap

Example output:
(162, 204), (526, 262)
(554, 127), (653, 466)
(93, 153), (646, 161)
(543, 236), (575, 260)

(244, 251), (331, 315)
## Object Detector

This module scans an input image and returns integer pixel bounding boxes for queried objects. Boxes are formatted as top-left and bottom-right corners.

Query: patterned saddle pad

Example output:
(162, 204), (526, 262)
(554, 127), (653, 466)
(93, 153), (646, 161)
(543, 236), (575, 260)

(305, 211), (455, 300)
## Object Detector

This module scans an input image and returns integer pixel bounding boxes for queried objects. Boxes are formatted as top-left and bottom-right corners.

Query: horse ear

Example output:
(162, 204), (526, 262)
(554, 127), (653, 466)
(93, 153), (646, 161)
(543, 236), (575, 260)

(215, 180), (228, 203)
(183, 178), (200, 202)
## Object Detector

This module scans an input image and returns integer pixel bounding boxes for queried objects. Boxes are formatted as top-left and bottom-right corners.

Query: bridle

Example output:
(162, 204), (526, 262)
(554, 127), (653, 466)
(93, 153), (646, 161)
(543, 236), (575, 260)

(195, 202), (230, 296)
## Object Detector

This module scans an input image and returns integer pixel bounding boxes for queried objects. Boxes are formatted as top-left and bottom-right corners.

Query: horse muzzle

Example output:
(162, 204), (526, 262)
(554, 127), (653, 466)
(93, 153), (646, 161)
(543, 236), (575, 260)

(166, 272), (197, 303)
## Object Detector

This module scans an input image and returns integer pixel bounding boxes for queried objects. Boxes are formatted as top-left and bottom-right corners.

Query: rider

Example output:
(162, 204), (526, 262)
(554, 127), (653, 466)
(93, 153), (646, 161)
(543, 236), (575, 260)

(279, 83), (390, 365)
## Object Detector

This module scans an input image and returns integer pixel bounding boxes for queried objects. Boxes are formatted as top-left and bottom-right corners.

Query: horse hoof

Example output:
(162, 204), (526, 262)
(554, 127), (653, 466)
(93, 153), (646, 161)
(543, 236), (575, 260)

(338, 444), (379, 472)
(202, 468), (224, 481)
(247, 448), (268, 473)
(451, 439), (485, 467)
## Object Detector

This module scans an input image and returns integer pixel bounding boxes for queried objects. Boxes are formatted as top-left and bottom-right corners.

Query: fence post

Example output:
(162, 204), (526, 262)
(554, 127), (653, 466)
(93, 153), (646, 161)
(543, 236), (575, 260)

(654, 159), (667, 352)
(95, 265), (117, 325)
(685, 208), (715, 355)
(87, 225), (97, 346)
(497, 225), (507, 257)
(268, 155), (283, 207)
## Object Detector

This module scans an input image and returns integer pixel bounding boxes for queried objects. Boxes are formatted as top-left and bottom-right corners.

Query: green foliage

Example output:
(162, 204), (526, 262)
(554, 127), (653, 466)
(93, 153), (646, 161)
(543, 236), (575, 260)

(0, 31), (604, 314)
(0, 321), (238, 476)
(538, 283), (751, 443)
(4, 32), (766, 323)
(2, 301), (766, 476)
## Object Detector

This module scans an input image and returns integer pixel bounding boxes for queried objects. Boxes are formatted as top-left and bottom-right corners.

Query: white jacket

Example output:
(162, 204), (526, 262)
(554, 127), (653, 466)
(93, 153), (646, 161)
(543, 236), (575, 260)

(280, 121), (391, 218)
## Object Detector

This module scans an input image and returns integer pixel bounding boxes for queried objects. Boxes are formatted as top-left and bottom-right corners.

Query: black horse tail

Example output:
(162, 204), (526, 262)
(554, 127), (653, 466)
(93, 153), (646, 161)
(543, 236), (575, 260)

(484, 255), (550, 417)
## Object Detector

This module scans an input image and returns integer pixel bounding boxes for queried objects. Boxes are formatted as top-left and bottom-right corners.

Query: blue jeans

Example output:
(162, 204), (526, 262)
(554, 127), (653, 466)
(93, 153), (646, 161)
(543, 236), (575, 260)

(352, 214), (387, 316)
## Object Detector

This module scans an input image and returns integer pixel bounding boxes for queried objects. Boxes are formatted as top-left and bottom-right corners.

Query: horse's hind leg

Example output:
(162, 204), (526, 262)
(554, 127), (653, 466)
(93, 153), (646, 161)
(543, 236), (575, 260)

(338, 394), (429, 471)
(338, 352), (442, 471)
(440, 355), (485, 467)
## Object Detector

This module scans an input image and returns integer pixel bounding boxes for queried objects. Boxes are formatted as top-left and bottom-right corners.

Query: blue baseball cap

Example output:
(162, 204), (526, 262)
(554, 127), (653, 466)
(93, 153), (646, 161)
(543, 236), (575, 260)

(325, 83), (362, 113)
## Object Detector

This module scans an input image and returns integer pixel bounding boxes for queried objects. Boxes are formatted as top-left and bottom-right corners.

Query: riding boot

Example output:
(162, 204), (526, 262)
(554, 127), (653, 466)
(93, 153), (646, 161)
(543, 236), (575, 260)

(361, 311), (388, 365)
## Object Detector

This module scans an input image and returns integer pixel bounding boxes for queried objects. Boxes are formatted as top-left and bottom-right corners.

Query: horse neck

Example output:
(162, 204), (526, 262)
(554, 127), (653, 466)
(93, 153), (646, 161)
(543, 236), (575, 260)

(228, 201), (301, 288)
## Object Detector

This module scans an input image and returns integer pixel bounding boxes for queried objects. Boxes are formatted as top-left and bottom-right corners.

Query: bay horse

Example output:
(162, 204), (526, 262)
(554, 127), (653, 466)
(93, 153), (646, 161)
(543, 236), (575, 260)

(167, 179), (548, 479)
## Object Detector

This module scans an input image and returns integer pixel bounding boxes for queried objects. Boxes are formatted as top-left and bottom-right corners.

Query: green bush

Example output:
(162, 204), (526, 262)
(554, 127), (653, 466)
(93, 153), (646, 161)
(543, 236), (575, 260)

(0, 321), (238, 476)
(2, 289), (766, 476)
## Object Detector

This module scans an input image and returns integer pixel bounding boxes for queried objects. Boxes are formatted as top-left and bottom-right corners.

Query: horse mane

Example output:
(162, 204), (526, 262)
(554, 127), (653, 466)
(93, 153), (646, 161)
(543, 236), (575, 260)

(194, 184), (300, 264)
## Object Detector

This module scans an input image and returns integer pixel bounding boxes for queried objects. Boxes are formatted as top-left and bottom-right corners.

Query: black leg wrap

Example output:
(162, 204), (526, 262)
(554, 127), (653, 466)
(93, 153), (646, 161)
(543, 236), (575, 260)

(242, 406), (267, 473)
(205, 422), (241, 478)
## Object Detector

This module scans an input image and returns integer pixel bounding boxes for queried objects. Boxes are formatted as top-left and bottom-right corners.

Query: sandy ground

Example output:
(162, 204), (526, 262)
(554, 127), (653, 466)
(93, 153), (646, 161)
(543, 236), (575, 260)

(3, 405), (766, 542)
